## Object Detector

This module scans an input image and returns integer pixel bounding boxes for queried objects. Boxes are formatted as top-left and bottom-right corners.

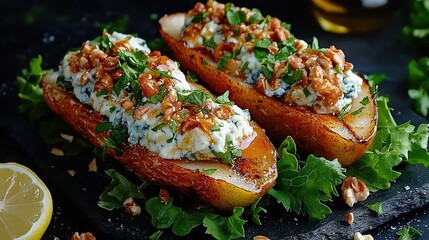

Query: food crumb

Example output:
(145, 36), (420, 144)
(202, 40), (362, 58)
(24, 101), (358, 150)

(60, 133), (74, 143)
(404, 185), (410, 191)
(354, 232), (374, 240)
(51, 147), (64, 156)
(253, 235), (270, 240)
(67, 170), (76, 176)
(346, 212), (354, 225)
(88, 158), (97, 172)
(70, 231), (96, 240)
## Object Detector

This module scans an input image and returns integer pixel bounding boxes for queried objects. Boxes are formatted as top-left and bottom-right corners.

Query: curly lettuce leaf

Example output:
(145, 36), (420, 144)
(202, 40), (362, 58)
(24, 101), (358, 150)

(16, 55), (52, 121)
(145, 197), (245, 239)
(402, 0), (429, 49)
(98, 169), (146, 210)
(408, 57), (429, 116)
(268, 136), (346, 220)
(346, 97), (429, 191)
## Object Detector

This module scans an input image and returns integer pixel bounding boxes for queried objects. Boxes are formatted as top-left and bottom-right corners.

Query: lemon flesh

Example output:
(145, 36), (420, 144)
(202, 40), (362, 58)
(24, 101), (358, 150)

(0, 163), (53, 240)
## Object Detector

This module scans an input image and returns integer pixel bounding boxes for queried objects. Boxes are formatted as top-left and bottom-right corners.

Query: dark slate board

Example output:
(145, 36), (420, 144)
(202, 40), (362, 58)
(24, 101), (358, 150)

(1, 0), (428, 239)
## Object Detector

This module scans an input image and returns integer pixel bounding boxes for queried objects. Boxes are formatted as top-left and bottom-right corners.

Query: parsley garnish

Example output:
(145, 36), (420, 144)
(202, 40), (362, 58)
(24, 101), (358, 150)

(211, 141), (242, 164)
(103, 124), (128, 155)
(210, 125), (221, 132)
(152, 123), (166, 132)
(364, 73), (385, 94)
(310, 36), (320, 50)
(283, 65), (303, 85)
(147, 87), (168, 104)
(303, 87), (311, 97)
(248, 8), (263, 24)
(178, 90), (210, 106)
(215, 91), (233, 105)
(366, 202), (383, 215)
(96, 89), (108, 97)
(397, 226), (422, 240)
(225, 3), (246, 25)
(217, 56), (230, 70)
(350, 96), (371, 116)
(202, 169), (217, 175)
(95, 122), (113, 134)
(337, 103), (351, 120)
(192, 12), (208, 23)
(202, 35), (216, 49)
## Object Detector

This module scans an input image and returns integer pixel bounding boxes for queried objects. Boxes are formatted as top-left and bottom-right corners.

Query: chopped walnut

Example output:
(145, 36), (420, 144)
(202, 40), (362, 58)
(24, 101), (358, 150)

(88, 158), (97, 173)
(159, 188), (170, 203)
(51, 147), (64, 156)
(123, 197), (141, 216)
(70, 232), (96, 240)
(253, 235), (270, 240)
(353, 232), (374, 240)
(342, 177), (369, 207)
(67, 170), (76, 177)
(60, 133), (74, 143)
(345, 212), (354, 225)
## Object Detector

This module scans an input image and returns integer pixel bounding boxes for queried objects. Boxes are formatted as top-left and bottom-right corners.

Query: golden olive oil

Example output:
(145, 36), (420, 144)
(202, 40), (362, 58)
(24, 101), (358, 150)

(311, 0), (401, 34)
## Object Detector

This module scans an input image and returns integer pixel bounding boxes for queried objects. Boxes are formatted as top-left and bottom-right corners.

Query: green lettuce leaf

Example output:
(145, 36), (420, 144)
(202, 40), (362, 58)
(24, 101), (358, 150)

(16, 55), (52, 121)
(397, 226), (422, 240)
(268, 136), (346, 220)
(98, 169), (146, 210)
(346, 97), (429, 191)
(145, 197), (245, 239)
(407, 57), (429, 116)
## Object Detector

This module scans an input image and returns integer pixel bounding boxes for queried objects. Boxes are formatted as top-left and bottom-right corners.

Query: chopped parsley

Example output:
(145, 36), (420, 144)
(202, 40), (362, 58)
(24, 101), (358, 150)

(282, 65), (303, 85)
(152, 123), (166, 132)
(248, 8), (263, 24)
(303, 87), (311, 97)
(211, 141), (242, 165)
(215, 91), (233, 105)
(96, 89), (108, 97)
(202, 35), (216, 49)
(366, 202), (383, 215)
(192, 12), (208, 23)
(225, 3), (246, 25)
(337, 103), (351, 120)
(178, 90), (210, 106)
(95, 122), (113, 134)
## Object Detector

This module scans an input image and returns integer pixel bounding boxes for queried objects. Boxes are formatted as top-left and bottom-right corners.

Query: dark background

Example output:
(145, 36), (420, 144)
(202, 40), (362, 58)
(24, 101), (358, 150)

(1, 0), (429, 239)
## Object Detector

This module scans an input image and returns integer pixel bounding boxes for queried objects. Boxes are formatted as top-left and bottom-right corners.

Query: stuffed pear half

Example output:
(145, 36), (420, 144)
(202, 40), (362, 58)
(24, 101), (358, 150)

(159, 0), (378, 166)
(41, 31), (277, 210)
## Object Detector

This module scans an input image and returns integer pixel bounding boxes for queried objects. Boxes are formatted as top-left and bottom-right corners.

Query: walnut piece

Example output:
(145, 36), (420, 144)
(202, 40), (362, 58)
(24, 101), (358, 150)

(123, 197), (141, 216)
(341, 177), (369, 207)
(345, 212), (354, 225)
(354, 232), (374, 240)
(88, 158), (97, 173)
(50, 147), (64, 156)
(159, 188), (170, 203)
(70, 232), (96, 240)
(253, 235), (270, 240)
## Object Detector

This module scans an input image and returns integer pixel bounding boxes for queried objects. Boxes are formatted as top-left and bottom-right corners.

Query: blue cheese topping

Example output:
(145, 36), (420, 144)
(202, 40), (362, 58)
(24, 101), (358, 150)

(181, 0), (364, 115)
(58, 32), (255, 161)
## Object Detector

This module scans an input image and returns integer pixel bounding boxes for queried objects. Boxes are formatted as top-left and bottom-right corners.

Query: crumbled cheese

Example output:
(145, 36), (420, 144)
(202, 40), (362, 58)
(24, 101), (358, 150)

(59, 32), (255, 161)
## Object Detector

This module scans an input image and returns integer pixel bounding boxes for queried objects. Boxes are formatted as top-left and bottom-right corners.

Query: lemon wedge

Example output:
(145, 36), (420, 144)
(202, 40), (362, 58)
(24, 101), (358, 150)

(0, 162), (53, 240)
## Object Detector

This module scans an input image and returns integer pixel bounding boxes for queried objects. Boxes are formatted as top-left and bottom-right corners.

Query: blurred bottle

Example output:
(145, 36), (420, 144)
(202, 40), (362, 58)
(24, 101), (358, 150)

(311, 0), (401, 34)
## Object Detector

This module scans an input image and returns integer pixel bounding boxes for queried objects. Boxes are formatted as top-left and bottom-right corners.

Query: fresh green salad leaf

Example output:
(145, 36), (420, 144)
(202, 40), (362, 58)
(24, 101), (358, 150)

(346, 96), (429, 191)
(203, 207), (246, 240)
(268, 136), (346, 220)
(146, 197), (245, 239)
(16, 55), (52, 121)
(397, 226), (422, 240)
(364, 73), (386, 94)
(402, 0), (429, 49)
(407, 57), (429, 116)
(149, 230), (163, 240)
(366, 202), (383, 215)
(98, 169), (147, 211)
